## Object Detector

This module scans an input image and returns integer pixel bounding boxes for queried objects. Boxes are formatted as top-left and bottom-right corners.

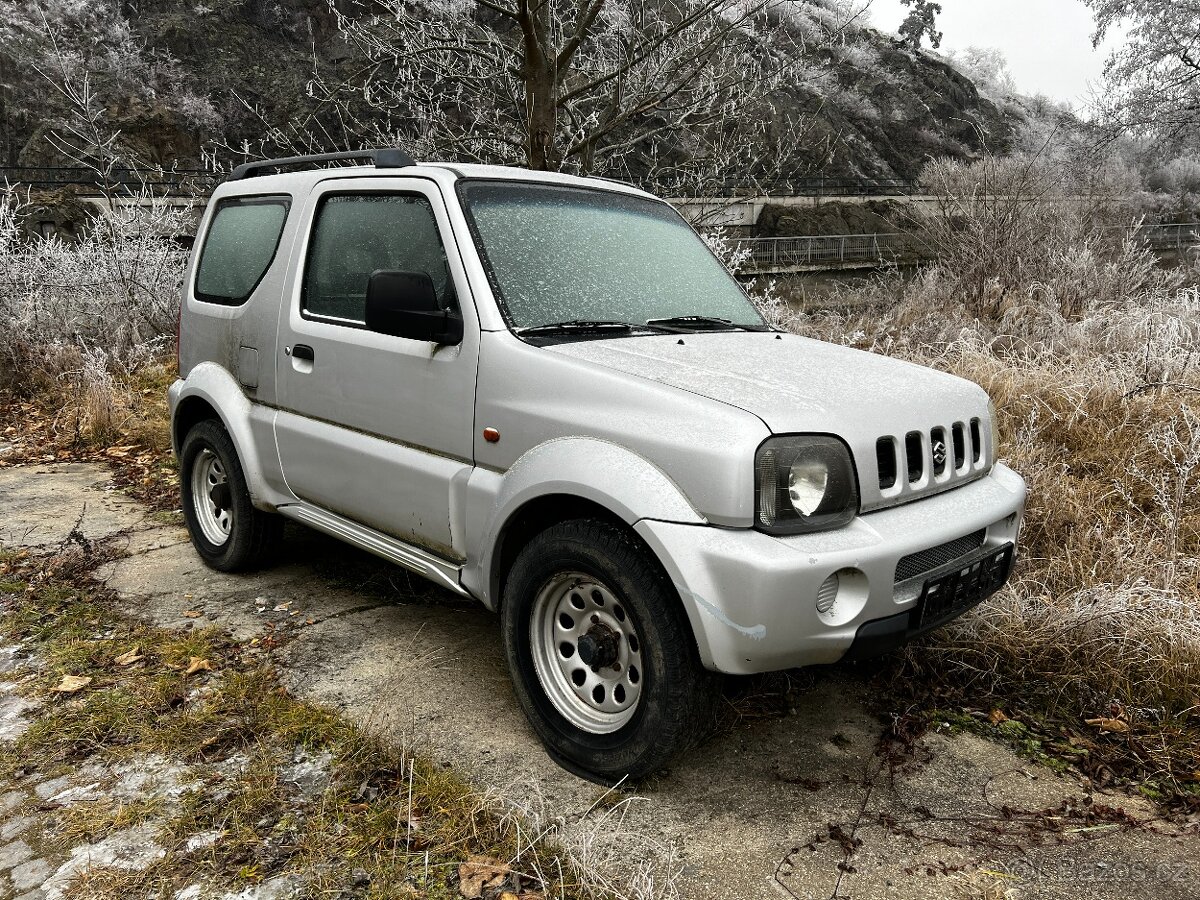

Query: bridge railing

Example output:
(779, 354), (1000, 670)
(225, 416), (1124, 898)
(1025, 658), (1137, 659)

(657, 176), (919, 198)
(731, 233), (910, 271)
(0, 166), (921, 199)
(0, 166), (217, 193)
(1134, 222), (1200, 251)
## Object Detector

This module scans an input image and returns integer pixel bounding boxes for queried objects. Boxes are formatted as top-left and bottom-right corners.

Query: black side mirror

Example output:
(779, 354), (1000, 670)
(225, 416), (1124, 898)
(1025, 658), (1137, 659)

(364, 270), (464, 346)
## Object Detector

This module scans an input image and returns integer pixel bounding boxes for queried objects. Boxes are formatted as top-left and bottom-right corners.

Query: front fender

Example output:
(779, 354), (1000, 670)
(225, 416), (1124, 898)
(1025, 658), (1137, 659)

(170, 363), (293, 511)
(464, 437), (707, 608)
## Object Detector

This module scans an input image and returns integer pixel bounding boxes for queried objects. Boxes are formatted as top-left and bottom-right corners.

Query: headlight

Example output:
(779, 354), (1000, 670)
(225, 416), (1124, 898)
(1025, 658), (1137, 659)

(755, 435), (859, 535)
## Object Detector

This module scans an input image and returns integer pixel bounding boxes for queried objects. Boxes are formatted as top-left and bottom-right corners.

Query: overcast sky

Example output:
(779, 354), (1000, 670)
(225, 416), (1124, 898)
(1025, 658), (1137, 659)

(867, 0), (1120, 108)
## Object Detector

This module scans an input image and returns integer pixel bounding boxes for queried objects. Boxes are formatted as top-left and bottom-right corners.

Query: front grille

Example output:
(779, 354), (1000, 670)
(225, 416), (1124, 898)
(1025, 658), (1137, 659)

(873, 418), (987, 506)
(894, 529), (986, 583)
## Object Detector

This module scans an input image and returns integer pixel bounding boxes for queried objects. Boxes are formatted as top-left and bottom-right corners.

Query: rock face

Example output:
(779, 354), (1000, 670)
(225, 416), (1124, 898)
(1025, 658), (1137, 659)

(1, 1), (1014, 180)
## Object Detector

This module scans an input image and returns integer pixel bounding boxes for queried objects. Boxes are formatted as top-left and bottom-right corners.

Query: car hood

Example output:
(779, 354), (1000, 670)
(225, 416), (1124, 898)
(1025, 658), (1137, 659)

(545, 331), (993, 511)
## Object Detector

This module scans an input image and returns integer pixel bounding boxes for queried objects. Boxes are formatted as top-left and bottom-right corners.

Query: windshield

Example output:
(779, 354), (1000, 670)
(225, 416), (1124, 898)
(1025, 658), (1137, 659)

(461, 181), (765, 332)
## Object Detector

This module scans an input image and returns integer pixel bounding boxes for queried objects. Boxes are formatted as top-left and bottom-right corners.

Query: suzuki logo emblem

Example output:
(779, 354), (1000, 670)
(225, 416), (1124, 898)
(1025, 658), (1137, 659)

(932, 440), (948, 467)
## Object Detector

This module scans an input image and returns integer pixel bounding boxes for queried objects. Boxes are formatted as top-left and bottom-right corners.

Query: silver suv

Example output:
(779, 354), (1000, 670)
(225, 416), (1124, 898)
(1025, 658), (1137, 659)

(170, 149), (1026, 781)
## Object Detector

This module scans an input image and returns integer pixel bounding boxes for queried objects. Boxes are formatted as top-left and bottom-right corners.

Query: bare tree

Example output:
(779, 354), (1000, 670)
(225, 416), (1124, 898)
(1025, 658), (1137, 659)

(234, 0), (845, 193)
(1087, 0), (1200, 151)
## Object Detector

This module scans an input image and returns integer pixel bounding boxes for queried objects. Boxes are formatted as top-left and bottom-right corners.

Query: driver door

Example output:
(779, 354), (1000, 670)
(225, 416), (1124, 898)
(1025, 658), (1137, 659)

(273, 178), (478, 559)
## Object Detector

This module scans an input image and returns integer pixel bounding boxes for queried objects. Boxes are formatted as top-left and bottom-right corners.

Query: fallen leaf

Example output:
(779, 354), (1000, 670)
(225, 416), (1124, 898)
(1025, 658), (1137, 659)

(182, 610), (202, 618)
(988, 708), (1008, 724)
(52, 675), (92, 693)
(1085, 717), (1130, 733)
(114, 648), (144, 667)
(458, 856), (509, 899)
(184, 657), (212, 676)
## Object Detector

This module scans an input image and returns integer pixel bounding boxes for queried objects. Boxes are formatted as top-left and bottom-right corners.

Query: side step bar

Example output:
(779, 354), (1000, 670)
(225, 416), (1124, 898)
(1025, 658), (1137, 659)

(277, 502), (468, 597)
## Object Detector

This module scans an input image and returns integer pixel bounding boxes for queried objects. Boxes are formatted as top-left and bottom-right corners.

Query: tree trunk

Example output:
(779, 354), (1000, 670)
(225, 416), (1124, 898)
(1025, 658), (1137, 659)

(527, 66), (559, 170)
(520, 6), (560, 171)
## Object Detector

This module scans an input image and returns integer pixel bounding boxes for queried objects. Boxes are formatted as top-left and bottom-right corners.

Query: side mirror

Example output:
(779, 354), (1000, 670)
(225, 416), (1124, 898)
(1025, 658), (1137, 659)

(364, 270), (464, 346)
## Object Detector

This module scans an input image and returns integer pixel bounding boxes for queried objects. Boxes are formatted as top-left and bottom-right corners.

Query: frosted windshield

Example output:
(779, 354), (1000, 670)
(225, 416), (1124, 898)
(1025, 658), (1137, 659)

(462, 182), (764, 331)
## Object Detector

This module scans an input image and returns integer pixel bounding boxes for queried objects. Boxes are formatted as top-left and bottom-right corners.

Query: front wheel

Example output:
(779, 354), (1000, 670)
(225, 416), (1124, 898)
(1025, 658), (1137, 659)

(501, 519), (719, 782)
(180, 419), (281, 572)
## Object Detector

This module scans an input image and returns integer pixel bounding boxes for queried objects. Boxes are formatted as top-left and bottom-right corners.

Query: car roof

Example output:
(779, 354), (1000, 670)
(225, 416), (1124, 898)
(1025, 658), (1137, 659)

(212, 161), (661, 203)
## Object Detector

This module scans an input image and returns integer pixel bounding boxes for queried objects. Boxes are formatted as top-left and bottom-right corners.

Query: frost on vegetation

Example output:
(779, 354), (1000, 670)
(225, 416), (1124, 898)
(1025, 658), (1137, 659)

(785, 160), (1200, 721)
(496, 779), (684, 900)
(0, 190), (188, 392)
(703, 226), (786, 327)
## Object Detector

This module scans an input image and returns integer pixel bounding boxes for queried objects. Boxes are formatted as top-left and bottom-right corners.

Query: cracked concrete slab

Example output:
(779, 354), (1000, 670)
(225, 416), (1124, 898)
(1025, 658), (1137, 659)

(3, 463), (1199, 900)
(0, 464), (149, 548)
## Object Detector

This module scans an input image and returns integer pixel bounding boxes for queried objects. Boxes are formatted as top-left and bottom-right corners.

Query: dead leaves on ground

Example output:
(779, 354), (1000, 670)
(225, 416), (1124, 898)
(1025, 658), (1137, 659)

(456, 856), (544, 900)
(1085, 717), (1131, 733)
(114, 647), (144, 667)
(184, 656), (212, 676)
(51, 674), (92, 693)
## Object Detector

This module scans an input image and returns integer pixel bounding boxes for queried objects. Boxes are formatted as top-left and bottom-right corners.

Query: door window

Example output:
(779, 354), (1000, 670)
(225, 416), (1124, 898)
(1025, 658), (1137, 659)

(302, 193), (452, 325)
(194, 195), (290, 305)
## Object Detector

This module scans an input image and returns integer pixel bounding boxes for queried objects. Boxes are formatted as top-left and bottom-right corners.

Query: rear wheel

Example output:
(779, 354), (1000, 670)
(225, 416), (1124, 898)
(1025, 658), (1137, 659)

(180, 419), (281, 572)
(501, 519), (719, 782)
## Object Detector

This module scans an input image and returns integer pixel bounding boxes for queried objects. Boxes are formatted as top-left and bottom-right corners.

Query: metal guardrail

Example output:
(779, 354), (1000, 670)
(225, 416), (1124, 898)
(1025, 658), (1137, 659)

(0, 166), (216, 192)
(654, 176), (919, 197)
(734, 224), (1200, 272)
(732, 233), (909, 271)
(1135, 222), (1200, 251)
(1, 166), (917, 199)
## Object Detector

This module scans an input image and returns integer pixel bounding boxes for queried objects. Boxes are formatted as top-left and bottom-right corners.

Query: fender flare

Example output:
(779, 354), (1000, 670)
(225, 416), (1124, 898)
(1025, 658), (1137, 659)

(472, 436), (706, 609)
(171, 363), (292, 510)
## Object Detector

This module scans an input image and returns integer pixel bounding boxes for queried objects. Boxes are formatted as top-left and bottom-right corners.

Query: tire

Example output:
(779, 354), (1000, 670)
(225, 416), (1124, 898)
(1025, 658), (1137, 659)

(180, 419), (282, 572)
(501, 518), (720, 783)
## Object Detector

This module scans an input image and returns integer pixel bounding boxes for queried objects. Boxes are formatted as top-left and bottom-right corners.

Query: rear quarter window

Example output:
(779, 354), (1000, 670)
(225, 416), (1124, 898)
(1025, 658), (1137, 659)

(194, 195), (290, 305)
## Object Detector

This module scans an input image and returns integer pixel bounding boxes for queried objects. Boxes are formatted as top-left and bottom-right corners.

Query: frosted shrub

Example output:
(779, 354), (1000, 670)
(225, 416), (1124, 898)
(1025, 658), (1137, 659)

(702, 226), (787, 326)
(791, 255), (1200, 739)
(0, 191), (189, 392)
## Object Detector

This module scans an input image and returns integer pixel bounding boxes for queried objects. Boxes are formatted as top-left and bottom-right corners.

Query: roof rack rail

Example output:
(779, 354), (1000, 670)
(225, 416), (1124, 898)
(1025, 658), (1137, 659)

(229, 148), (416, 181)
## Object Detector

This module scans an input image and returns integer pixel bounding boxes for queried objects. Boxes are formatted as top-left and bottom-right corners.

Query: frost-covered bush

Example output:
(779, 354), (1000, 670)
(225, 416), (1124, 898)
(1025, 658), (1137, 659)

(702, 226), (787, 327)
(912, 155), (1169, 320)
(786, 217), (1200, 744)
(0, 191), (188, 394)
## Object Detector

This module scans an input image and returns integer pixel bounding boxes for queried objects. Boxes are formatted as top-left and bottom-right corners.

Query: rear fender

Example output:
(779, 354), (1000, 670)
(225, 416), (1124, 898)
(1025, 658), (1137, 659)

(170, 362), (292, 510)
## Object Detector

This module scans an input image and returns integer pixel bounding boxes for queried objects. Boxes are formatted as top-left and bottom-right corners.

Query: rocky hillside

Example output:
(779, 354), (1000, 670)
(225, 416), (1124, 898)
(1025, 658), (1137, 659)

(0, 0), (1016, 182)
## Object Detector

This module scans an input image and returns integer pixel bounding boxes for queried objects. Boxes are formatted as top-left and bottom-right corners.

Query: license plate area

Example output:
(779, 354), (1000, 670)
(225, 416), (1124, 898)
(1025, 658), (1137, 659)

(917, 543), (1014, 627)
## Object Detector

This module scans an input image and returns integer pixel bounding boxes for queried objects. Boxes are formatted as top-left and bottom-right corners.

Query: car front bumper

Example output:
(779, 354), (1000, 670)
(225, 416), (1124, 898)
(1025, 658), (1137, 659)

(634, 462), (1027, 675)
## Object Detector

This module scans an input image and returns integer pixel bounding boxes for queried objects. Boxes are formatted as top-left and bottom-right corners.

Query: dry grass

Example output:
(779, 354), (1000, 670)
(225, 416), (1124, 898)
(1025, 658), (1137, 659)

(785, 169), (1200, 803)
(1, 543), (611, 900)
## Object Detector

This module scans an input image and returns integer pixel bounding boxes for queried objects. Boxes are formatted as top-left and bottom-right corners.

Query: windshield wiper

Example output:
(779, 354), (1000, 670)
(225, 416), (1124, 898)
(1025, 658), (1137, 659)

(516, 320), (635, 337)
(517, 319), (679, 337)
(644, 315), (766, 332)
(644, 315), (766, 331)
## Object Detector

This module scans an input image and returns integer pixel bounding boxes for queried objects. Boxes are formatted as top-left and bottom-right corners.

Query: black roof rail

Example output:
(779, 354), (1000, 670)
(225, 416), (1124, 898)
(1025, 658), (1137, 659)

(229, 148), (416, 181)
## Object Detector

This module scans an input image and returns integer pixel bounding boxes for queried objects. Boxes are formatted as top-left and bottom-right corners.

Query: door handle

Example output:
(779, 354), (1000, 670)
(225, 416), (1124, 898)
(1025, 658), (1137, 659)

(289, 344), (315, 362)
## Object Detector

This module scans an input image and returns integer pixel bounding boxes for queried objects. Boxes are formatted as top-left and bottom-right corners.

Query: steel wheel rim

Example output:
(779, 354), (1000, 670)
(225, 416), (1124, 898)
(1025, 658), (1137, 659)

(191, 448), (232, 546)
(530, 571), (644, 734)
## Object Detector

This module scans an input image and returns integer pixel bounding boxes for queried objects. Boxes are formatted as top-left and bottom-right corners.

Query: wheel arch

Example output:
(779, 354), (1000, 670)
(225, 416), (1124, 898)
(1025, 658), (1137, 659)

(171, 363), (288, 510)
(469, 437), (714, 663)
